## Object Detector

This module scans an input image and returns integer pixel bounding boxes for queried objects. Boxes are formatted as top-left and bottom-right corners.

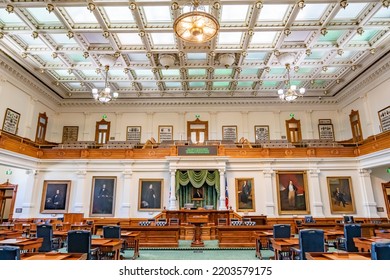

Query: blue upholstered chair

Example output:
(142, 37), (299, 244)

(67, 230), (99, 260)
(0, 246), (20, 260)
(273, 224), (291, 238)
(343, 224), (361, 252)
(292, 229), (325, 260)
(371, 242), (390, 260)
(304, 215), (315, 223)
(103, 225), (121, 239)
(36, 224), (61, 252)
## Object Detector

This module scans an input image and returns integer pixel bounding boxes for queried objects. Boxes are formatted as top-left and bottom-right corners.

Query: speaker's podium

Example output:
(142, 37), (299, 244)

(188, 215), (209, 247)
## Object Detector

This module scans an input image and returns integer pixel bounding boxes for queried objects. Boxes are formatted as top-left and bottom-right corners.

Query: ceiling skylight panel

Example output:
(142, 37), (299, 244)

(188, 69), (206, 76)
(117, 33), (143, 45)
(83, 33), (110, 44)
(371, 6), (390, 19)
(251, 31), (277, 44)
(244, 52), (267, 60)
(333, 3), (368, 20)
(68, 54), (90, 63)
(217, 32), (242, 45)
(165, 82), (181, 88)
(143, 6), (171, 23)
(161, 69), (180, 77)
(134, 69), (154, 77)
(214, 69), (233, 76)
(0, 10), (25, 25)
(221, 5), (249, 22)
(295, 4), (328, 21)
(258, 5), (289, 21)
(140, 82), (158, 89)
(317, 30), (343, 42)
(128, 53), (148, 61)
(237, 81), (253, 87)
(109, 70), (127, 77)
(350, 29), (378, 42)
(64, 7), (98, 24)
(50, 34), (77, 45)
(26, 8), (61, 24)
(54, 70), (75, 77)
(189, 82), (205, 88)
(17, 34), (45, 46)
(80, 70), (99, 77)
(103, 7), (135, 23)
(67, 82), (83, 89)
(187, 53), (207, 60)
(150, 33), (176, 45)
(213, 81), (229, 88)
(36, 54), (59, 64)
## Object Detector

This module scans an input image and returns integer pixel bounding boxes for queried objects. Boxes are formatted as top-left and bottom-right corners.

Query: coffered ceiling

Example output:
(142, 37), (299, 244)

(0, 0), (389, 105)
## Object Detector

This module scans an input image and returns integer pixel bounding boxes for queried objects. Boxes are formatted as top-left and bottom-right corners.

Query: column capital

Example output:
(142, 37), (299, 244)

(122, 169), (132, 179)
(309, 168), (321, 176)
(218, 168), (225, 175)
(76, 170), (87, 178)
(359, 169), (372, 176)
(263, 169), (274, 178)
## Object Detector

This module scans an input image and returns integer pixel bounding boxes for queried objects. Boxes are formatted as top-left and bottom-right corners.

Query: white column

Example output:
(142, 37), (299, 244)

(210, 112), (217, 140)
(82, 113), (91, 141)
(308, 169), (324, 217)
(72, 170), (87, 214)
(118, 170), (132, 217)
(218, 169), (227, 210)
(21, 169), (39, 217)
(115, 113), (123, 140)
(273, 111), (282, 139)
(263, 169), (276, 217)
(305, 110), (314, 139)
(241, 111), (249, 139)
(25, 97), (37, 139)
(358, 169), (379, 218)
(146, 112), (154, 140)
(168, 169), (177, 210)
(178, 112), (186, 140)
(29, 170), (43, 217)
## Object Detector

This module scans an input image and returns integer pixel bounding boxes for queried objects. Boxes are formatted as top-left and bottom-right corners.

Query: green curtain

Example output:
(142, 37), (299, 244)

(175, 170), (220, 209)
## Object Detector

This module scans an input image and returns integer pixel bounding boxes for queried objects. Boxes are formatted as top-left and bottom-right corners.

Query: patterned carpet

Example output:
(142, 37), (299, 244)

(122, 240), (275, 260)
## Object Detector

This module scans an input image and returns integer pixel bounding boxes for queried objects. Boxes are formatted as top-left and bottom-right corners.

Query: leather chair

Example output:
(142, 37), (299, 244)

(103, 225), (121, 239)
(0, 246), (20, 260)
(270, 224), (292, 259)
(67, 230), (99, 260)
(292, 229), (325, 260)
(344, 224), (361, 252)
(36, 224), (61, 252)
(304, 215), (315, 223)
(371, 242), (390, 260)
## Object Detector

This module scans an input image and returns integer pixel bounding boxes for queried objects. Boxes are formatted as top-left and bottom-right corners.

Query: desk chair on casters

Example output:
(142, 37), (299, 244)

(343, 224), (361, 252)
(67, 230), (99, 260)
(371, 242), (390, 260)
(291, 229), (325, 260)
(36, 224), (61, 252)
(103, 225), (121, 239)
(0, 246), (20, 260)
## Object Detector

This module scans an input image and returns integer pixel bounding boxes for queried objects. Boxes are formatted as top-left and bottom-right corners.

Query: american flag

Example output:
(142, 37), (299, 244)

(225, 177), (229, 209)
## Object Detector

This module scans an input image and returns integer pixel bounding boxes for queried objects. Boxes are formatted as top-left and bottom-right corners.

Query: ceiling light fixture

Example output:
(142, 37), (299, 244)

(159, 54), (176, 69)
(277, 53), (305, 102)
(219, 53), (235, 68)
(173, 0), (220, 43)
(92, 54), (119, 103)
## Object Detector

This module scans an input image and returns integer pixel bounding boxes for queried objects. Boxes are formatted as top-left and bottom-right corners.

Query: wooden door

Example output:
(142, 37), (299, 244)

(0, 180), (18, 223)
(187, 118), (208, 144)
(285, 117), (302, 143)
(382, 181), (390, 219)
(95, 119), (111, 144)
(349, 110), (363, 142)
(35, 112), (48, 143)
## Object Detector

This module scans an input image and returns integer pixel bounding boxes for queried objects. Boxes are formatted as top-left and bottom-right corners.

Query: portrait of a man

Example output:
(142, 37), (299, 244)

(139, 179), (163, 211)
(235, 178), (255, 212)
(90, 177), (116, 217)
(192, 188), (204, 200)
(327, 177), (355, 214)
(40, 180), (71, 214)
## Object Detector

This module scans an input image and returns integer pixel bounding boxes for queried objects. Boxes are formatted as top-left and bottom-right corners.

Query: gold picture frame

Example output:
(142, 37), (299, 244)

(327, 176), (355, 214)
(138, 179), (163, 211)
(276, 171), (310, 215)
(62, 126), (79, 142)
(90, 176), (116, 217)
(235, 178), (255, 212)
(40, 180), (71, 214)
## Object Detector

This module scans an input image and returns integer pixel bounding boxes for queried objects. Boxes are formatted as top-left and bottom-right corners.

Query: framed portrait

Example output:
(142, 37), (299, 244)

(327, 176), (355, 214)
(2, 108), (20, 135)
(254, 125), (270, 142)
(318, 123), (334, 140)
(378, 105), (390, 132)
(126, 126), (141, 142)
(235, 178), (255, 212)
(40, 180), (71, 214)
(62, 126), (79, 142)
(192, 187), (204, 200)
(90, 176), (116, 217)
(158, 125), (173, 142)
(138, 179), (163, 211)
(276, 171), (310, 215)
(222, 125), (237, 142)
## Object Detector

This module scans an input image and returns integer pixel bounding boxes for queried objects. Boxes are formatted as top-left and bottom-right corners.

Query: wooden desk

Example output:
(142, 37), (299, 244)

(0, 230), (23, 239)
(121, 232), (140, 260)
(217, 225), (273, 248)
(92, 238), (123, 260)
(353, 237), (390, 252)
(21, 252), (87, 260)
(120, 226), (180, 248)
(269, 238), (299, 260)
(323, 230), (344, 246)
(255, 231), (273, 259)
(305, 252), (371, 260)
(0, 238), (43, 252)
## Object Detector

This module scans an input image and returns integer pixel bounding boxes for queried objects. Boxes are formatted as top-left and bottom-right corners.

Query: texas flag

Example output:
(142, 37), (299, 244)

(225, 178), (229, 209)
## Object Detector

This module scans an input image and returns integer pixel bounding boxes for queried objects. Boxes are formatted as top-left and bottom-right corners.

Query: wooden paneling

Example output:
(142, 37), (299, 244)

(121, 226), (180, 247)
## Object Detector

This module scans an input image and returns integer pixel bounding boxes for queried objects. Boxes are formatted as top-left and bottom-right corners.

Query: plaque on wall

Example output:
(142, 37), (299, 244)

(254, 125), (270, 142)
(62, 126), (79, 143)
(378, 106), (390, 132)
(318, 119), (334, 140)
(222, 125), (237, 142)
(158, 125), (173, 142)
(2, 108), (20, 135)
(126, 126), (141, 142)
